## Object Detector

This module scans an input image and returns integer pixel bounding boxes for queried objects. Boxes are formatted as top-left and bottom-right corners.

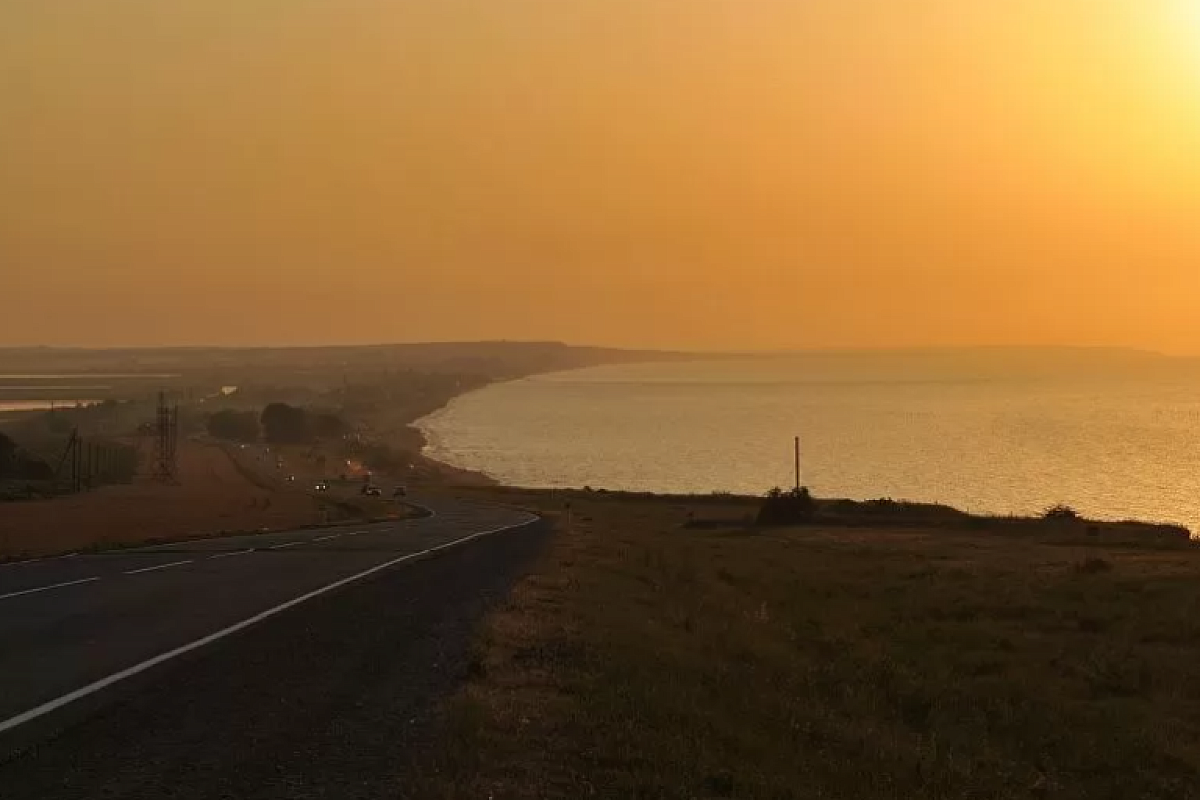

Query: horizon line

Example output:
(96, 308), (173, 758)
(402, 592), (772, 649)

(0, 341), (1188, 358)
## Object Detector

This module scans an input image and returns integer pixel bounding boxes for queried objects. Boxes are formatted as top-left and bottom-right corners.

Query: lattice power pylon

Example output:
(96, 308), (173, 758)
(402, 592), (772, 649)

(152, 391), (179, 483)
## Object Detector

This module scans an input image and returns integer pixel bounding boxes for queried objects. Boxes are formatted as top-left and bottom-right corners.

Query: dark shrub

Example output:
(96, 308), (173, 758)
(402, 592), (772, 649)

(830, 498), (859, 515)
(1044, 504), (1080, 522)
(757, 487), (817, 526)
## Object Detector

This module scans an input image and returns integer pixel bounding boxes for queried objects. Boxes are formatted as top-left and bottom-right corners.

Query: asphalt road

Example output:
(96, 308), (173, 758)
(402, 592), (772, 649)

(0, 495), (545, 798)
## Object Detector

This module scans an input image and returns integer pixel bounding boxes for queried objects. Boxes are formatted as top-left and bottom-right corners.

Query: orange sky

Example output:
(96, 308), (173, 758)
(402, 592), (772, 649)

(3, 1), (1200, 351)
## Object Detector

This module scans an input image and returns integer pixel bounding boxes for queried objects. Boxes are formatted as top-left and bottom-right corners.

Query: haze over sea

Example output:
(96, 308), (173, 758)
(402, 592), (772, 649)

(420, 351), (1200, 533)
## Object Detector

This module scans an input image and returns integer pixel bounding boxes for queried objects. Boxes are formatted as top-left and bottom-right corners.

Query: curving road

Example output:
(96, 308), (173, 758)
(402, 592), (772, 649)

(0, 495), (544, 798)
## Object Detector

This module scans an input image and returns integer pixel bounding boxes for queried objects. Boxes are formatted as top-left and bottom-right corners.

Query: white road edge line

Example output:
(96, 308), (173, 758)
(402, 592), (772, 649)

(0, 511), (537, 737)
(0, 553), (79, 570)
(206, 550), (255, 560)
(268, 541), (304, 550)
(313, 534), (341, 542)
(0, 577), (101, 602)
(125, 560), (194, 576)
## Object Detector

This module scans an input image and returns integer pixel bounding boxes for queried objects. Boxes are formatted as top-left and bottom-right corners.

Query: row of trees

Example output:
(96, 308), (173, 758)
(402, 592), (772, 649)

(206, 404), (348, 445)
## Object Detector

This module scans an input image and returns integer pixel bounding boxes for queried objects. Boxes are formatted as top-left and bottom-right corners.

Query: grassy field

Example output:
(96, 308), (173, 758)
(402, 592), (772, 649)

(0, 441), (404, 560)
(415, 488), (1200, 800)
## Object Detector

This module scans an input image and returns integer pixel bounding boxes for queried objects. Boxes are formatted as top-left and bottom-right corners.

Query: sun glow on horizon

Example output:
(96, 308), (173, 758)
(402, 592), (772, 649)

(1161, 0), (1200, 81)
(1, 1), (1200, 351)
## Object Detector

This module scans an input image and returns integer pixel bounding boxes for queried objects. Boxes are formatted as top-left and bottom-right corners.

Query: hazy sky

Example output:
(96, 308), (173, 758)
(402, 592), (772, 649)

(3, 1), (1200, 351)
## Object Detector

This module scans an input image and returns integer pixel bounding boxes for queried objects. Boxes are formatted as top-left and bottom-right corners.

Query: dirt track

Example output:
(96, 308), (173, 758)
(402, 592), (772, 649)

(0, 442), (323, 559)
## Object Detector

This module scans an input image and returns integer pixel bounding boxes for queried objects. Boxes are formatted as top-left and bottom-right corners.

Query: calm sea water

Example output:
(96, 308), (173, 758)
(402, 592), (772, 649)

(419, 358), (1200, 532)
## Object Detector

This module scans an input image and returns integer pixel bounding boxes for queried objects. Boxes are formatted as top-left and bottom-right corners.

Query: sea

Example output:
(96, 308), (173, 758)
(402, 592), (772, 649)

(418, 354), (1200, 533)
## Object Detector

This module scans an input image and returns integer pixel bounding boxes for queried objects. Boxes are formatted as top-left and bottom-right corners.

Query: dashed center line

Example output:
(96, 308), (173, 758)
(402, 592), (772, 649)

(313, 534), (341, 542)
(125, 560), (193, 576)
(0, 577), (101, 602)
(206, 549), (254, 560)
(268, 541), (304, 550)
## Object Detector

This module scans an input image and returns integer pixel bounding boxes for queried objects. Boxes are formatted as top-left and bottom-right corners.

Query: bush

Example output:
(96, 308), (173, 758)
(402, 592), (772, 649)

(1044, 504), (1080, 522)
(830, 498), (860, 515)
(757, 487), (816, 526)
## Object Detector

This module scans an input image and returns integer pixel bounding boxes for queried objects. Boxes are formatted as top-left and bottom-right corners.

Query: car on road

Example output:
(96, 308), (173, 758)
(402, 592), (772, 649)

(393, 485), (407, 498)
(314, 480), (329, 492)
(362, 485), (382, 497)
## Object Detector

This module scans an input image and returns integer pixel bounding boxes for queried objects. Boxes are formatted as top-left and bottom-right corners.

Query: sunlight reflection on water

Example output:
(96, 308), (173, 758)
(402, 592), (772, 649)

(420, 361), (1200, 534)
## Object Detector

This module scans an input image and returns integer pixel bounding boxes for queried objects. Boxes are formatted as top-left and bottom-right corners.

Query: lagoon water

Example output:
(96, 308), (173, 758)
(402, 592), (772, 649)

(419, 356), (1200, 533)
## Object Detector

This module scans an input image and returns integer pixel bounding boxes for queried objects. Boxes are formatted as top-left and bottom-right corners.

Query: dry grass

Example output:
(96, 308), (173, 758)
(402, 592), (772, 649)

(0, 441), (349, 558)
(413, 489), (1200, 800)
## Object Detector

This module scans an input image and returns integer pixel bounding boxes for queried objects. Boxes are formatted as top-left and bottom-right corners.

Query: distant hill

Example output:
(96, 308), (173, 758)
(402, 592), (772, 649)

(0, 342), (701, 384)
(728, 346), (1197, 382)
(3, 343), (1195, 387)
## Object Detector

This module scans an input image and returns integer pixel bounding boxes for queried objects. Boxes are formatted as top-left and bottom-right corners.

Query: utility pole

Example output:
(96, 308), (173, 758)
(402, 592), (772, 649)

(794, 436), (802, 492)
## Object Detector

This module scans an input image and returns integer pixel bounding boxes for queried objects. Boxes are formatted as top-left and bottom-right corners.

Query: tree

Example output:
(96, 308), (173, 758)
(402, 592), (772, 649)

(260, 403), (310, 444)
(206, 409), (260, 443)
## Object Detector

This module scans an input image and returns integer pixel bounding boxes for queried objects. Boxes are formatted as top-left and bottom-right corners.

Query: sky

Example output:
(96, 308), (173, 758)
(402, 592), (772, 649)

(3, 1), (1200, 352)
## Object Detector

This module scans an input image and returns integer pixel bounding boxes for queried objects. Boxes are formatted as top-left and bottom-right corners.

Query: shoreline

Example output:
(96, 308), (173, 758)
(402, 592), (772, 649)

(407, 397), (1193, 539)
(411, 425), (498, 487)
(405, 391), (1193, 536)
(377, 377), (505, 488)
(397, 373), (1198, 537)
(455, 485), (1193, 542)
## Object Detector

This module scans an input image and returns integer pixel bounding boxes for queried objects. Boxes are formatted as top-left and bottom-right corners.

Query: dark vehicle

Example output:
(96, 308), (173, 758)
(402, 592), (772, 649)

(314, 480), (329, 492)
(393, 485), (407, 498)
(362, 485), (382, 497)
